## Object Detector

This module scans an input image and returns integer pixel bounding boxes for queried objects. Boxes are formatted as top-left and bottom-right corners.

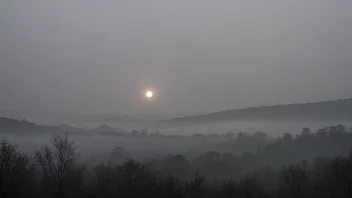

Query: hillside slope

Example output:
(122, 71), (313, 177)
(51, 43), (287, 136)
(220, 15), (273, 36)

(160, 98), (352, 123)
(0, 117), (62, 134)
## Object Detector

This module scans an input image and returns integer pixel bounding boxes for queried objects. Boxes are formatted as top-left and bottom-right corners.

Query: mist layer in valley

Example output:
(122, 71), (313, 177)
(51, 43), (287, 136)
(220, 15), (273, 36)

(1, 116), (351, 165)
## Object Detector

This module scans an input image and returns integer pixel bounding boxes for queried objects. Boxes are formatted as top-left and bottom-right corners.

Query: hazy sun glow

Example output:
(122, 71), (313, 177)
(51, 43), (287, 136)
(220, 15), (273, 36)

(145, 90), (154, 98)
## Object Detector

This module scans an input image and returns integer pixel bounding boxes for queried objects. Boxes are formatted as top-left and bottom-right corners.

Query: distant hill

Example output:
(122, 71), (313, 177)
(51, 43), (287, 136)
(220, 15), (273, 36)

(0, 117), (62, 134)
(0, 117), (90, 135)
(0, 117), (125, 136)
(159, 98), (352, 123)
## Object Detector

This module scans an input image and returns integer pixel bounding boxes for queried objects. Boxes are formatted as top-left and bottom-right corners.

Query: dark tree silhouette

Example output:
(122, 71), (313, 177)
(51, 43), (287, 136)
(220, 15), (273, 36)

(0, 141), (34, 198)
(34, 133), (82, 198)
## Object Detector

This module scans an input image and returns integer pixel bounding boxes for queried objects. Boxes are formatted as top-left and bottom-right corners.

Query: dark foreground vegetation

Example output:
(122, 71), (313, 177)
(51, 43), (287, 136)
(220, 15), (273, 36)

(1, 125), (352, 198)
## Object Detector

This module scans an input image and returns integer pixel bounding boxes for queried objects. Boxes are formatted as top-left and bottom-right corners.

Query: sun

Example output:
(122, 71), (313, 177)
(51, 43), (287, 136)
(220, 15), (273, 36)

(145, 90), (154, 98)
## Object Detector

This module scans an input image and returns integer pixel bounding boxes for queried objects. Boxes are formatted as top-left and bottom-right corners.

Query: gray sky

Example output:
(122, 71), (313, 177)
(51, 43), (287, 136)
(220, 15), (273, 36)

(1, 0), (351, 115)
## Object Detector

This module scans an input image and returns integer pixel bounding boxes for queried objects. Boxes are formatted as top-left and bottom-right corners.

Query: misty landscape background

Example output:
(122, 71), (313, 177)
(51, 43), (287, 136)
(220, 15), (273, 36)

(1, 1), (352, 198)
(1, 98), (351, 163)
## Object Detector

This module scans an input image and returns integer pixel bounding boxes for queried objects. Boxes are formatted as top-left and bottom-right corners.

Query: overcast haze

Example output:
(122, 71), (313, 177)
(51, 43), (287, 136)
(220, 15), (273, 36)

(1, 0), (351, 116)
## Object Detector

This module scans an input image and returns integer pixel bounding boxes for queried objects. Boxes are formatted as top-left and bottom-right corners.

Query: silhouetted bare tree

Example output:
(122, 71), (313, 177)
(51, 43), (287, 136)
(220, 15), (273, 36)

(280, 162), (310, 198)
(0, 140), (34, 198)
(186, 171), (206, 198)
(34, 133), (81, 198)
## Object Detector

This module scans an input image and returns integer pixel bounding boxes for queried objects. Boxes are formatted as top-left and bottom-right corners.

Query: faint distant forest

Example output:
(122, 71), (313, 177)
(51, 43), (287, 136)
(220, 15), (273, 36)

(1, 116), (352, 198)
